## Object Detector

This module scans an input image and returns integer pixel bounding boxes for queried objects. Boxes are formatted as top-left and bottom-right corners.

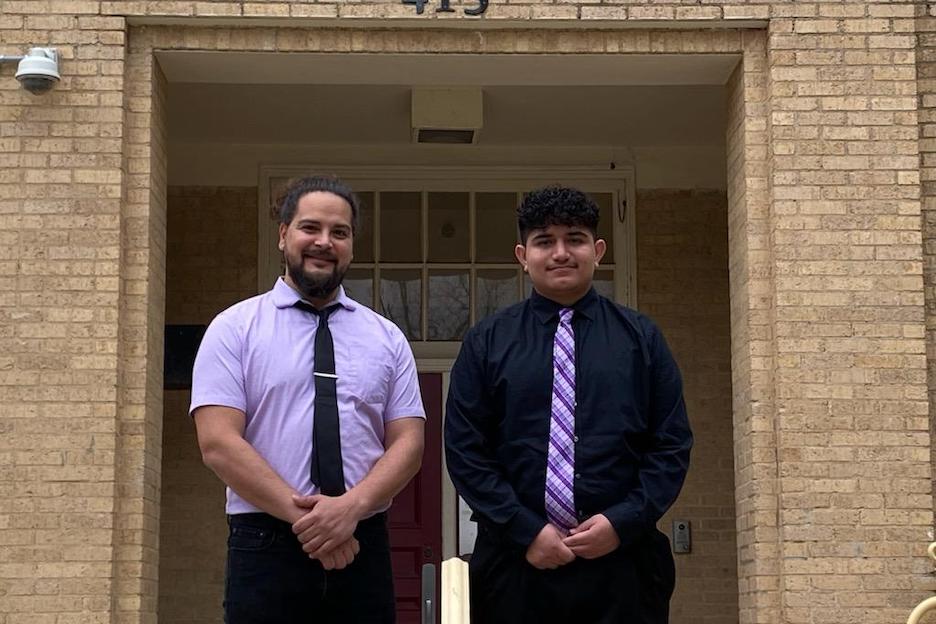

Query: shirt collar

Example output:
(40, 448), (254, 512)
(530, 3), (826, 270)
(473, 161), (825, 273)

(529, 287), (598, 324)
(271, 276), (357, 312)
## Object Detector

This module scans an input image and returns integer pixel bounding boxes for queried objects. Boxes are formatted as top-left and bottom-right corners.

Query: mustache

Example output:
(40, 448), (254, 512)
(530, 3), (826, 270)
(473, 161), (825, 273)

(303, 251), (337, 262)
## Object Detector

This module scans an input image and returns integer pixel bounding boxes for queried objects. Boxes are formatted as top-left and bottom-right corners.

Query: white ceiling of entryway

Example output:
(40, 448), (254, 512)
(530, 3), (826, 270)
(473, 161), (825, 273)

(169, 83), (725, 146)
(160, 51), (734, 186)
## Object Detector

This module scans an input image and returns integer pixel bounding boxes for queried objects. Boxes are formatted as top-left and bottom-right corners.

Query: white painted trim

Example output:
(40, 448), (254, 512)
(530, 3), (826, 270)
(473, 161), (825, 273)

(414, 356), (458, 372)
(414, 362), (458, 559)
(421, 191), (430, 341)
(439, 371), (458, 561)
(616, 178), (639, 307)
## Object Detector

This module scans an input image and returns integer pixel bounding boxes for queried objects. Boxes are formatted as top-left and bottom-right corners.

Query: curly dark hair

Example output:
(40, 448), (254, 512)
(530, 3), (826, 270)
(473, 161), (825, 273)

(277, 175), (360, 232)
(516, 185), (599, 243)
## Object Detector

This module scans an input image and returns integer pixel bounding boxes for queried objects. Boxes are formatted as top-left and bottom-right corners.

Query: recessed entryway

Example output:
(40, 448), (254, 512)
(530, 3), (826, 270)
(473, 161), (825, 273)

(156, 46), (740, 624)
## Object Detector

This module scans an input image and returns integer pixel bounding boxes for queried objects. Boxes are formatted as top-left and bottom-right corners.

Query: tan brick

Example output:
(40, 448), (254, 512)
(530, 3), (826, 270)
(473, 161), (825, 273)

(193, 2), (241, 16)
(723, 4), (769, 20)
(793, 19), (842, 34)
(674, 6), (720, 20)
(242, 3), (290, 17)
(580, 6), (626, 20)
(627, 6), (674, 20)
(2, 9), (933, 624)
(531, 5), (577, 19)
(289, 4), (339, 18)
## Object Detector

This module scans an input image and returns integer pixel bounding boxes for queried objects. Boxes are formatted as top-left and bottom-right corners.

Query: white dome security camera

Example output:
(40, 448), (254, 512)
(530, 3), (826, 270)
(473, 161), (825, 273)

(14, 48), (60, 95)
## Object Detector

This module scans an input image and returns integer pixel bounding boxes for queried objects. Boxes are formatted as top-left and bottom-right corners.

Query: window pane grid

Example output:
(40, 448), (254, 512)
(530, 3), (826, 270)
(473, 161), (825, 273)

(352, 188), (617, 342)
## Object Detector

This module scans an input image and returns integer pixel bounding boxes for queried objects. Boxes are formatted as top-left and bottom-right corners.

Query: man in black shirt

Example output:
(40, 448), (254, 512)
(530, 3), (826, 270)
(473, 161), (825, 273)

(445, 186), (692, 623)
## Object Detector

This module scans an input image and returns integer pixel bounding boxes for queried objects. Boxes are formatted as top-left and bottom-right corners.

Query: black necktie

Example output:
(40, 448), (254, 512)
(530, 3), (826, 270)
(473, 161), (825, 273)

(297, 302), (346, 496)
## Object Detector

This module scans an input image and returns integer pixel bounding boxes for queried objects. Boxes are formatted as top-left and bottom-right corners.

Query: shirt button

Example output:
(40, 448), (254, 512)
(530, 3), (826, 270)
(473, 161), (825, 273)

(575, 473), (581, 479)
(573, 435), (579, 443)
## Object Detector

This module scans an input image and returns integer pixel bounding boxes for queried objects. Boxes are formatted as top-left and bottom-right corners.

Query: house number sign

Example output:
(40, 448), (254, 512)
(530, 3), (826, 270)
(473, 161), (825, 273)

(403, 0), (488, 16)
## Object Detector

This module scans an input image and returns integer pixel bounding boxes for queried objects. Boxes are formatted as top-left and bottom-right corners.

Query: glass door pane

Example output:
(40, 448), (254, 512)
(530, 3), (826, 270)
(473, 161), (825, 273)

(380, 192), (422, 262)
(428, 192), (469, 263)
(380, 269), (422, 340)
(428, 269), (470, 341)
(593, 269), (615, 301)
(476, 193), (518, 262)
(344, 268), (373, 309)
(355, 191), (375, 263)
(476, 269), (520, 319)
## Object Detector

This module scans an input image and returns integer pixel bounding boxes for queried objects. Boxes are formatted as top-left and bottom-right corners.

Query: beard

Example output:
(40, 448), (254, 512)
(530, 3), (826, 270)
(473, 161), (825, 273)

(285, 251), (348, 300)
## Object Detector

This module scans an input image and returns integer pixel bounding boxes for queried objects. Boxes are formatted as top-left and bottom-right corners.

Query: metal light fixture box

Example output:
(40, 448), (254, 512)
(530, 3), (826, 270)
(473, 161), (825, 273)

(411, 87), (483, 144)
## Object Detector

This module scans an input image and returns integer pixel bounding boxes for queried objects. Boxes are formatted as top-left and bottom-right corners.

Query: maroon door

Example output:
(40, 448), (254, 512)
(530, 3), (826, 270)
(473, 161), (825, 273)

(389, 372), (443, 624)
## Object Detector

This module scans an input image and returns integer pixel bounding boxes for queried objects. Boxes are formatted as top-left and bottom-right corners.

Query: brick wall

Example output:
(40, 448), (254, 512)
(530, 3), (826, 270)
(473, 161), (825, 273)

(113, 33), (168, 624)
(0, 10), (129, 624)
(639, 189), (739, 624)
(158, 392), (226, 624)
(163, 186), (259, 324)
(1, 5), (934, 624)
(919, 6), (936, 535)
(158, 186), (257, 623)
(725, 34), (779, 624)
(767, 7), (932, 624)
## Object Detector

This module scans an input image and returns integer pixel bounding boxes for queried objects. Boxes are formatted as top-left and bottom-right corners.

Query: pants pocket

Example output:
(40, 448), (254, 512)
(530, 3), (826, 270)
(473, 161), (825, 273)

(224, 524), (321, 624)
(227, 524), (276, 551)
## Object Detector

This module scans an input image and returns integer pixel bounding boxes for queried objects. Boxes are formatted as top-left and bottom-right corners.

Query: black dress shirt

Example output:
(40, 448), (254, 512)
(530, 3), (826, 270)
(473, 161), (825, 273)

(445, 288), (692, 549)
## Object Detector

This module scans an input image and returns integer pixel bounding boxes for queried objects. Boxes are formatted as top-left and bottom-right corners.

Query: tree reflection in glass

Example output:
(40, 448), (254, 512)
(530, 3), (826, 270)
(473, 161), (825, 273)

(380, 269), (422, 340)
(428, 270), (469, 341)
(476, 269), (519, 321)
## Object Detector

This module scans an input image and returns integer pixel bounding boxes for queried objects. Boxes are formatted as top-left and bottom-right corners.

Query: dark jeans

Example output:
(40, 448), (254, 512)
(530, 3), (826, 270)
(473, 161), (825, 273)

(224, 512), (395, 624)
(469, 523), (675, 624)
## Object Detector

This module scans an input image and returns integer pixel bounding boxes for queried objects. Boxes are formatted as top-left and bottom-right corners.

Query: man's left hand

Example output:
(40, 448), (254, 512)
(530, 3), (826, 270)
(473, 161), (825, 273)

(291, 493), (363, 557)
(316, 536), (361, 570)
(562, 514), (620, 559)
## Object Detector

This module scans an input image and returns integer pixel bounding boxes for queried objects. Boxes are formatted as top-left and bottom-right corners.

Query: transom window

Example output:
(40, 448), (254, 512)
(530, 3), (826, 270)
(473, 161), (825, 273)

(259, 168), (636, 352)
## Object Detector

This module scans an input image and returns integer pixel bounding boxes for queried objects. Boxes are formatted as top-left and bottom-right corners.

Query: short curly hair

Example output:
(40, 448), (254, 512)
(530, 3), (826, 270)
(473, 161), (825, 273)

(277, 175), (360, 232)
(516, 185), (599, 243)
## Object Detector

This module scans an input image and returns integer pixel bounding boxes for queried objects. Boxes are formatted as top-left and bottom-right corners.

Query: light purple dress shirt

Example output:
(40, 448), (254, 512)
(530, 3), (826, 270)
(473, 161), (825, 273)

(190, 277), (426, 515)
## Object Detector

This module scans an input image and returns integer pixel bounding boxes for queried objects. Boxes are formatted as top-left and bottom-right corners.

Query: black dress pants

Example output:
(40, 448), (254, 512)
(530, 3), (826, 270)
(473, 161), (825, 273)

(224, 512), (395, 624)
(469, 523), (675, 624)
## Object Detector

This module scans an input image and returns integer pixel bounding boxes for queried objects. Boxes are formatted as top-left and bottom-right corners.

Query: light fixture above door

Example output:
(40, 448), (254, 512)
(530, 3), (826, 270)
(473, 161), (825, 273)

(411, 87), (483, 144)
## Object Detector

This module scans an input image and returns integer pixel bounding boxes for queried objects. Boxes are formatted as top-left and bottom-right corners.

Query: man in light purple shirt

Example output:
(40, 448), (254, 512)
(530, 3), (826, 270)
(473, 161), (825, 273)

(190, 175), (425, 623)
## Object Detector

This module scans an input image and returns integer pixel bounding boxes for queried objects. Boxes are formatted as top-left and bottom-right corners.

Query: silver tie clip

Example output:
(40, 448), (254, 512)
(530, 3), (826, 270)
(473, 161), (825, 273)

(313, 372), (339, 379)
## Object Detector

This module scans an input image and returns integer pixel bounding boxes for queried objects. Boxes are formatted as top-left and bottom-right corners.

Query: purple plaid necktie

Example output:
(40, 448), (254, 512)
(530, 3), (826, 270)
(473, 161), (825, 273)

(545, 307), (578, 533)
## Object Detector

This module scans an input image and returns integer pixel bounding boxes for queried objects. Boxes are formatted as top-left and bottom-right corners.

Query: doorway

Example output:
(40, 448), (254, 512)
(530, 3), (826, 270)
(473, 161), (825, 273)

(391, 373), (443, 623)
(156, 46), (739, 624)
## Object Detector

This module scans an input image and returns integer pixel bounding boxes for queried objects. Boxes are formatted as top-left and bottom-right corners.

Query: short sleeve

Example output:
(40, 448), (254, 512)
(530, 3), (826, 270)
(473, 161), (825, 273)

(189, 312), (248, 416)
(383, 331), (426, 422)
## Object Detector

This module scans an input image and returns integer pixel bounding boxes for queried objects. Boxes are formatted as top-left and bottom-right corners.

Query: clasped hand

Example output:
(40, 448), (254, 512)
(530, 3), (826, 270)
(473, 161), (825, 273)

(525, 514), (620, 570)
(291, 493), (362, 570)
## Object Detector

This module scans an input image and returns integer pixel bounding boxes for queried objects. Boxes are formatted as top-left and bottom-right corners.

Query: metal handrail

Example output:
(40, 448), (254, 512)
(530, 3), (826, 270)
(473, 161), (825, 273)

(906, 542), (936, 624)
